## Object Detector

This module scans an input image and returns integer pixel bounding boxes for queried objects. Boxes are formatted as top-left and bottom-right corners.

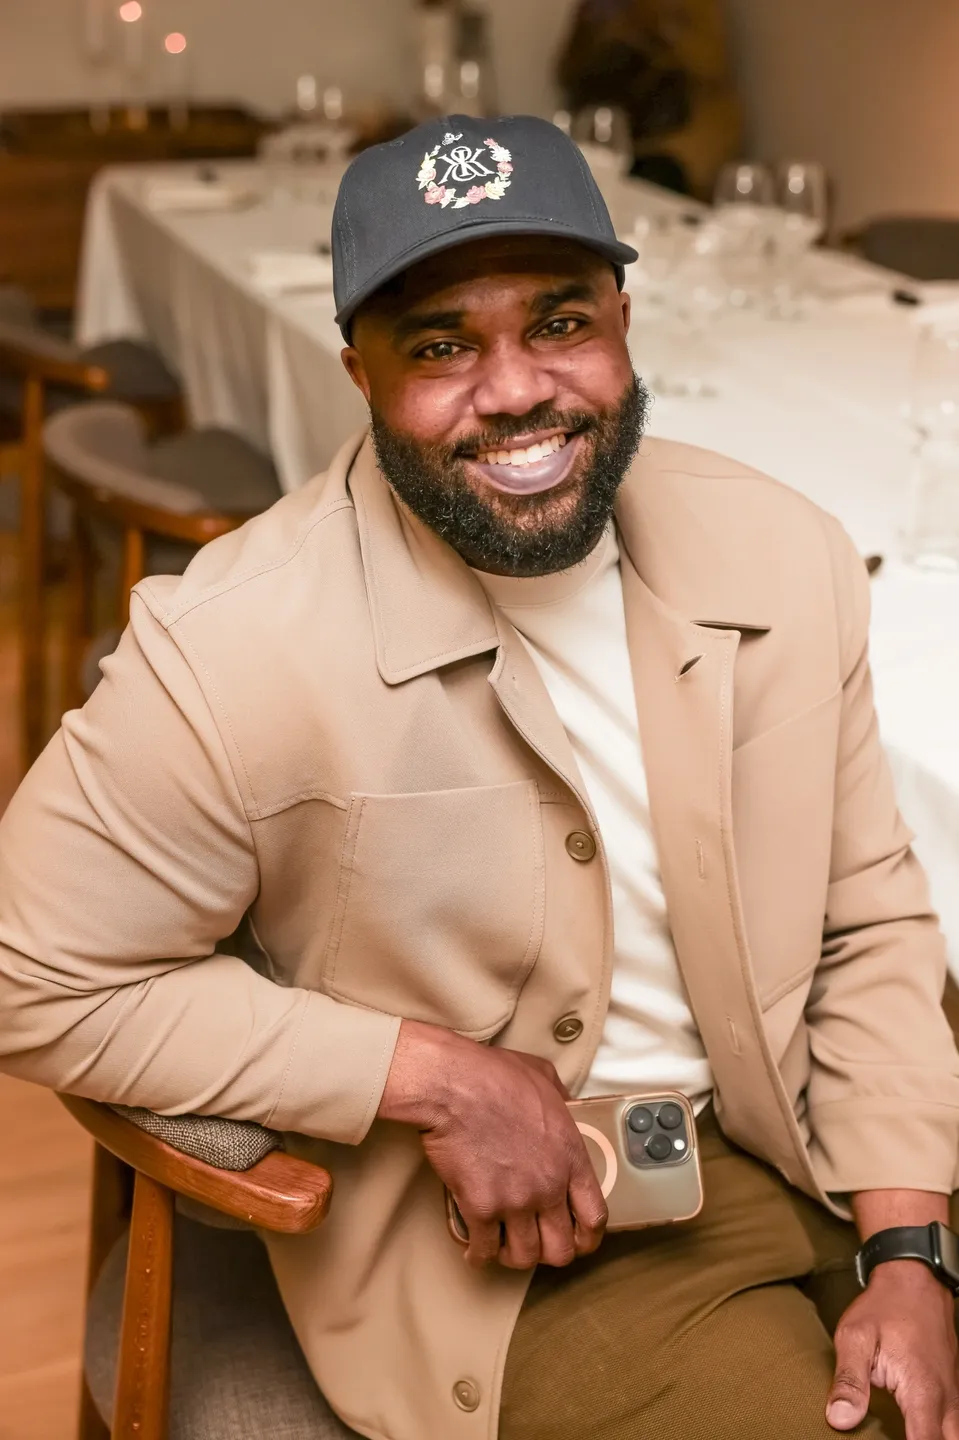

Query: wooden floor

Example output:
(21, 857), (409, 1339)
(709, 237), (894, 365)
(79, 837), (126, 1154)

(0, 530), (92, 1440)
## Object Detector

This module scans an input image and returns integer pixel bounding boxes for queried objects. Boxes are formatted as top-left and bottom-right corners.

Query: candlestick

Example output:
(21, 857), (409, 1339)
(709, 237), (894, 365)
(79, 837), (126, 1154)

(118, 1), (145, 75)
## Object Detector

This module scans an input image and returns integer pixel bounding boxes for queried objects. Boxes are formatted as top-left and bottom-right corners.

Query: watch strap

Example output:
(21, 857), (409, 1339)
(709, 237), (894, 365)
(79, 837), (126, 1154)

(855, 1222), (959, 1294)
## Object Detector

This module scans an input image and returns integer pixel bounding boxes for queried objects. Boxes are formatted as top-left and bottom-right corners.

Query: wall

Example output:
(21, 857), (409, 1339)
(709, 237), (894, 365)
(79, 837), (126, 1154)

(4, 0), (958, 229)
(0, 0), (575, 120)
(724, 0), (959, 229)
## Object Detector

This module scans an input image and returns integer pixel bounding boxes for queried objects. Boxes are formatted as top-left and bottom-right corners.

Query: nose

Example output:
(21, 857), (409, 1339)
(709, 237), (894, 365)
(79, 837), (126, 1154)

(471, 340), (558, 417)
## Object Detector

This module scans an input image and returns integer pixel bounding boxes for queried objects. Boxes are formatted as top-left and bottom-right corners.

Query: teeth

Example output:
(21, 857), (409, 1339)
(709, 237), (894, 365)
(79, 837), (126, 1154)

(475, 435), (567, 467)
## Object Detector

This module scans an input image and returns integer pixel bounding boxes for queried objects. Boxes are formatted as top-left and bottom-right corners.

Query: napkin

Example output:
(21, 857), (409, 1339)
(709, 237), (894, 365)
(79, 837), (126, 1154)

(248, 250), (335, 295)
(143, 179), (259, 213)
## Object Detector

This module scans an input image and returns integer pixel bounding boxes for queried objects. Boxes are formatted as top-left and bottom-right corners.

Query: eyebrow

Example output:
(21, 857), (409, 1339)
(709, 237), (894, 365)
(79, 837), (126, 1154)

(392, 308), (465, 341)
(391, 280), (601, 343)
(528, 281), (599, 317)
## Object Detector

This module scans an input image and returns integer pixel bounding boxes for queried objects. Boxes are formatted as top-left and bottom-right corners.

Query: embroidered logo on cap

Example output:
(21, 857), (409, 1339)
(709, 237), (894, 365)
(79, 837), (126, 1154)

(417, 132), (513, 210)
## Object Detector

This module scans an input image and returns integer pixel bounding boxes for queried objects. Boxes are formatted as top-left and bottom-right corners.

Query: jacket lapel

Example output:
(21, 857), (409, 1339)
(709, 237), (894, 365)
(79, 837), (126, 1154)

(615, 516), (816, 1188)
(349, 437), (594, 810)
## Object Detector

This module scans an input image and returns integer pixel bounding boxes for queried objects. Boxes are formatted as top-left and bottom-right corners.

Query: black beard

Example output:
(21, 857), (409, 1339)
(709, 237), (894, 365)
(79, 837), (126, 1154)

(369, 374), (649, 576)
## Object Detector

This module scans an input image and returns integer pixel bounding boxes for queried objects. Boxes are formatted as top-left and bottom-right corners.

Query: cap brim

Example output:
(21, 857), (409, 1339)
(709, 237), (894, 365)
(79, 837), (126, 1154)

(335, 220), (639, 333)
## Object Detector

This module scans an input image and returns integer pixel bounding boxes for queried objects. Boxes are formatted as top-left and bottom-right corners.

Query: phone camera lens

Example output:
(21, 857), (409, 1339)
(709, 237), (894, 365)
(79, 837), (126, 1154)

(627, 1106), (654, 1134)
(657, 1103), (683, 1130)
(646, 1133), (673, 1162)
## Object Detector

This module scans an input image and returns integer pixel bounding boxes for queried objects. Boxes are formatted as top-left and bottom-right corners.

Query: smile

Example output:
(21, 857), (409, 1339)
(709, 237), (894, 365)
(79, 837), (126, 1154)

(466, 431), (582, 496)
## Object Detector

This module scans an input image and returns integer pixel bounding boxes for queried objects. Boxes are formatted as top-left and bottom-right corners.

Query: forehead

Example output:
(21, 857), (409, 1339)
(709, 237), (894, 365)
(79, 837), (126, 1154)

(356, 236), (617, 333)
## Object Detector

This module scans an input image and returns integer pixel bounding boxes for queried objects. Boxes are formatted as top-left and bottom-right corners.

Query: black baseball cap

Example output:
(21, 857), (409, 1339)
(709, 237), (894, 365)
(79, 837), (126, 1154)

(332, 114), (638, 338)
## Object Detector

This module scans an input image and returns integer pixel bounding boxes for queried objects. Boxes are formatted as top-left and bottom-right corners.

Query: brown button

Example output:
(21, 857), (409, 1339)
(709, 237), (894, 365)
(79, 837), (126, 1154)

(565, 829), (596, 862)
(553, 1014), (584, 1043)
(453, 1379), (481, 1412)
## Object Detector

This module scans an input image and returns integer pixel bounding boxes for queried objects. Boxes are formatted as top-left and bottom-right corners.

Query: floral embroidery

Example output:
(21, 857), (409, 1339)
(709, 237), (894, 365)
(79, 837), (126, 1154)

(417, 132), (513, 210)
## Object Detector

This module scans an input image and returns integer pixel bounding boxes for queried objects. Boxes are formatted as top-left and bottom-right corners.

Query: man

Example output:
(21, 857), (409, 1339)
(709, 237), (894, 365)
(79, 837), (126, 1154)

(1, 116), (959, 1440)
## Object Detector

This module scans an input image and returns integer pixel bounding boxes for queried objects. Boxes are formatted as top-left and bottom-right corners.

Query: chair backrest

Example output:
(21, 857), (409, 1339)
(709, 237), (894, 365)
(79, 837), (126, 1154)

(0, 315), (109, 391)
(44, 401), (245, 556)
(37, 402), (248, 747)
(856, 216), (959, 282)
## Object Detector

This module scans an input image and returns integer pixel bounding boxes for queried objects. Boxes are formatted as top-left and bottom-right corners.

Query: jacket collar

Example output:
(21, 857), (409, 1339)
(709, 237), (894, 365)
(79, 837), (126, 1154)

(347, 433), (771, 686)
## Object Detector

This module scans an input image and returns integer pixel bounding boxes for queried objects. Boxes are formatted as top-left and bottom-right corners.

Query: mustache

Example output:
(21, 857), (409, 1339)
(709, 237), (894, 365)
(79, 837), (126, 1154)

(448, 406), (598, 459)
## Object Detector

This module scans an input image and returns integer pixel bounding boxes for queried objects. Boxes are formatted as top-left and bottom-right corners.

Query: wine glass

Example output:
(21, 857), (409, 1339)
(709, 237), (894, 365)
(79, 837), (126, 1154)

(766, 161), (829, 316)
(899, 323), (959, 570)
(571, 105), (632, 175)
(907, 323), (959, 441)
(713, 162), (774, 210)
(711, 163), (774, 309)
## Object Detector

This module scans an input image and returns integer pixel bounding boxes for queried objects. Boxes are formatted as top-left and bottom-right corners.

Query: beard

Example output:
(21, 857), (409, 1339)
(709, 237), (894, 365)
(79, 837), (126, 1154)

(369, 374), (649, 577)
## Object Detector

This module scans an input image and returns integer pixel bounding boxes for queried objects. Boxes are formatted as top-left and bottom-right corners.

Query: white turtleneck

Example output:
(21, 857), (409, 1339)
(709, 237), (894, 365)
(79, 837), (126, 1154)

(474, 527), (713, 1109)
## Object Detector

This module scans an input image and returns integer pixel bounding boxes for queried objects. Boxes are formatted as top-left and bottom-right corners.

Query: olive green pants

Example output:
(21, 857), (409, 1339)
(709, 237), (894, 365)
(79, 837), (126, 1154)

(501, 1110), (921, 1440)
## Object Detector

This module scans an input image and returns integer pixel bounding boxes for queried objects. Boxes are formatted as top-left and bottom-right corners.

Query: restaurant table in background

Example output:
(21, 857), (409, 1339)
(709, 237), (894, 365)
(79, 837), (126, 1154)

(76, 159), (959, 977)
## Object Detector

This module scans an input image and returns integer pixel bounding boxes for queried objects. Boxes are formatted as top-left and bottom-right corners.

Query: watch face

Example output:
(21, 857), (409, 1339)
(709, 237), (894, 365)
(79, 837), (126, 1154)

(932, 1222), (959, 1289)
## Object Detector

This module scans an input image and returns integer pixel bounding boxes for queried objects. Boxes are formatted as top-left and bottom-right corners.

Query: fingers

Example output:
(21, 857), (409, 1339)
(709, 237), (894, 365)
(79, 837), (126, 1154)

(537, 1202), (578, 1268)
(942, 1392), (959, 1440)
(826, 1320), (877, 1432)
(463, 1215), (503, 1270)
(567, 1150), (609, 1257)
(498, 1211), (541, 1271)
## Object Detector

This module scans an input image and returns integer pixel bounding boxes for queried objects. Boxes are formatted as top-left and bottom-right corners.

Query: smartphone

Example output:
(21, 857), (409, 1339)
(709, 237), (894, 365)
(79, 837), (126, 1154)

(446, 1091), (703, 1244)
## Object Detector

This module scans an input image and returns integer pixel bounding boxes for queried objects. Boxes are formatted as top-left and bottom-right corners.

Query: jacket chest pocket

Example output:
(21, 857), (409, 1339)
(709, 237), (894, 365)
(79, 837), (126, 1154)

(320, 780), (545, 1038)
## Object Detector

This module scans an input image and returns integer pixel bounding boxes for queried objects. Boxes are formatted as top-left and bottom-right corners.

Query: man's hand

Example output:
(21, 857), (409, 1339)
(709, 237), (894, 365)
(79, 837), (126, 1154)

(828, 1263), (959, 1438)
(377, 1019), (608, 1270)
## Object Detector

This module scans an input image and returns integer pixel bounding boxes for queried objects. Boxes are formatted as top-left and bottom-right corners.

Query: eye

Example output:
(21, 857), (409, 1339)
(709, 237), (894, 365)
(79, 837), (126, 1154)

(535, 316), (585, 340)
(415, 339), (466, 361)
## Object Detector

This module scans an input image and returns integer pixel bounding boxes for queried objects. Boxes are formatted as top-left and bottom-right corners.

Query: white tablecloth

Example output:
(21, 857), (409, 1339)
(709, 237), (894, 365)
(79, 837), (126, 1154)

(77, 160), (959, 974)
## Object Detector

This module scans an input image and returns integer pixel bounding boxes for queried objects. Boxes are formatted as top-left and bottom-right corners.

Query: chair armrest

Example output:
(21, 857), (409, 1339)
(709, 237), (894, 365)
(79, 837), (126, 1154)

(59, 1094), (333, 1234)
(0, 318), (110, 390)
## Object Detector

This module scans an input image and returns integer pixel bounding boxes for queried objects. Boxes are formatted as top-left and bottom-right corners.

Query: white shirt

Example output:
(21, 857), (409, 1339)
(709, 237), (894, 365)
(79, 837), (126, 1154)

(475, 527), (713, 1110)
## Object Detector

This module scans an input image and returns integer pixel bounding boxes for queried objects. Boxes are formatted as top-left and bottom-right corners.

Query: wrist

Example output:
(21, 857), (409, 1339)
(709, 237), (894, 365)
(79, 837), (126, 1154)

(376, 1018), (472, 1129)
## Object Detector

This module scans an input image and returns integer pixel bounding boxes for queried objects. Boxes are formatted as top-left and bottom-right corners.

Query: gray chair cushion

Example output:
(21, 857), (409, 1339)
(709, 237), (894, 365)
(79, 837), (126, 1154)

(859, 216), (959, 281)
(0, 284), (38, 328)
(80, 338), (181, 402)
(110, 1106), (283, 1171)
(147, 427), (283, 515)
(86, 1217), (359, 1440)
(0, 331), (178, 424)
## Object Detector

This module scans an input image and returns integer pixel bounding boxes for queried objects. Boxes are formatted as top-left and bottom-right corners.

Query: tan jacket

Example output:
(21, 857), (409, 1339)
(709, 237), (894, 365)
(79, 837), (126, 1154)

(1, 434), (958, 1440)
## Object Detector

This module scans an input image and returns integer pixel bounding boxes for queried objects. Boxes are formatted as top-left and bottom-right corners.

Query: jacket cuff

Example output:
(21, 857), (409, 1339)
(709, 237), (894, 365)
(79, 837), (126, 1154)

(268, 991), (401, 1146)
(808, 1097), (959, 1197)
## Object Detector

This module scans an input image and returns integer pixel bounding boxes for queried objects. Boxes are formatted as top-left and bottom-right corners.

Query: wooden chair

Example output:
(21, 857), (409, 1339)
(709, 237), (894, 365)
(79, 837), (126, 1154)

(0, 310), (182, 772)
(40, 400), (281, 747)
(60, 1096), (333, 1440)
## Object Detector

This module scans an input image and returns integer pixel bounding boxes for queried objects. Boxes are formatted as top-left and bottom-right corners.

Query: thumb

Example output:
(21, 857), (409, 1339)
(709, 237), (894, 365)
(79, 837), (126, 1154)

(827, 1322), (877, 1431)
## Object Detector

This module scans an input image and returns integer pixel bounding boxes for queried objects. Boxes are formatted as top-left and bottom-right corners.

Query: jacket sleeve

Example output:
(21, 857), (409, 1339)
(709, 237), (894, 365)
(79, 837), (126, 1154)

(805, 515), (959, 1195)
(0, 591), (399, 1146)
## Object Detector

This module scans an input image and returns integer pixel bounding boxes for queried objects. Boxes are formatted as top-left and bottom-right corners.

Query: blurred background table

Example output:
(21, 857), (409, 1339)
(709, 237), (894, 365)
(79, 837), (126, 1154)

(0, 107), (271, 312)
(76, 157), (959, 974)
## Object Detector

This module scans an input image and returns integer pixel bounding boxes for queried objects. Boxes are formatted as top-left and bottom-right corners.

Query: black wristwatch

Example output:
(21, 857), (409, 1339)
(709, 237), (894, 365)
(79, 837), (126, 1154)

(855, 1222), (959, 1296)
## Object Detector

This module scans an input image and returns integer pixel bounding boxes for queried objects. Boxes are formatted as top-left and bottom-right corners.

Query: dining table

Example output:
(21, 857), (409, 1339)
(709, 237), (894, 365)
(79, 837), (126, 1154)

(76, 156), (959, 976)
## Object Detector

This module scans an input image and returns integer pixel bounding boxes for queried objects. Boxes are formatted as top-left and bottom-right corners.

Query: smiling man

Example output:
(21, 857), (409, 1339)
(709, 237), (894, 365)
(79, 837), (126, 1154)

(2, 116), (959, 1440)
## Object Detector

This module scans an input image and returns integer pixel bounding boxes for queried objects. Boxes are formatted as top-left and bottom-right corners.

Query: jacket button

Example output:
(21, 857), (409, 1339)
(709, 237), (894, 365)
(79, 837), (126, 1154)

(453, 1379), (480, 1412)
(553, 1014), (584, 1043)
(565, 830), (596, 862)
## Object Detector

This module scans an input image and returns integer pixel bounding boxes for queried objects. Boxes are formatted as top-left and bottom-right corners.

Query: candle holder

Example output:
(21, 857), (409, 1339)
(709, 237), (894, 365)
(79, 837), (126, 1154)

(163, 31), (191, 131)
(118, 0), (149, 131)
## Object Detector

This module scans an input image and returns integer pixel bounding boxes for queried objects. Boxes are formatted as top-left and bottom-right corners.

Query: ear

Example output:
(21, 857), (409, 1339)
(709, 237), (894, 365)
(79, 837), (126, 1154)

(341, 346), (372, 403)
(620, 290), (631, 336)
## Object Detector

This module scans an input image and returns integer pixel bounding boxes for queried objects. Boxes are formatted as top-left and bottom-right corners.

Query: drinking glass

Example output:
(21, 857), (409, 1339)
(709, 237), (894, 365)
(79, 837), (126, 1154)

(571, 105), (633, 175)
(906, 323), (959, 440)
(765, 161), (829, 316)
(711, 163), (774, 309)
(713, 161), (774, 209)
(901, 324), (959, 570)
